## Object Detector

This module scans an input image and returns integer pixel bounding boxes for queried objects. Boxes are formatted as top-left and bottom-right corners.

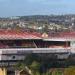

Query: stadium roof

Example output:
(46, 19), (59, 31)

(0, 30), (75, 41)
(0, 30), (41, 40)
(43, 32), (75, 41)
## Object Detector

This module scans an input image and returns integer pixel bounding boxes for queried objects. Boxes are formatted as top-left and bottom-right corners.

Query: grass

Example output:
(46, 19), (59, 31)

(48, 66), (75, 75)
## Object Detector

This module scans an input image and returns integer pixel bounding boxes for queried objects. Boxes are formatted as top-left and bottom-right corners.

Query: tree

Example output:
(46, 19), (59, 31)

(15, 54), (41, 75)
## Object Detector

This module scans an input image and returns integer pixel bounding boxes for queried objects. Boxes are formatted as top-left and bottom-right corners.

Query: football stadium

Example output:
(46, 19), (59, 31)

(0, 29), (75, 75)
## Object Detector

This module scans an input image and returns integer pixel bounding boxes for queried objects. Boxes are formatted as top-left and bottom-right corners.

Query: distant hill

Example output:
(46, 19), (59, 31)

(19, 15), (75, 26)
(0, 14), (75, 27)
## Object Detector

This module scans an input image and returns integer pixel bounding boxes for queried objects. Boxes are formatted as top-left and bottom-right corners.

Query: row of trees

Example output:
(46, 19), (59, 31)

(15, 54), (64, 75)
(15, 53), (75, 75)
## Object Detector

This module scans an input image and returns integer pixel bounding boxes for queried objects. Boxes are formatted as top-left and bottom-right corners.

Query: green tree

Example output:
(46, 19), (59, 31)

(15, 54), (41, 75)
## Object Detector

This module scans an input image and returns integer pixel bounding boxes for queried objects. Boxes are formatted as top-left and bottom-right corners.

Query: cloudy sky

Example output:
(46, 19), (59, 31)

(0, 0), (75, 17)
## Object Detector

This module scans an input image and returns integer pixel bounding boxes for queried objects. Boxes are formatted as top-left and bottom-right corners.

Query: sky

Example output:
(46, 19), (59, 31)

(0, 0), (75, 17)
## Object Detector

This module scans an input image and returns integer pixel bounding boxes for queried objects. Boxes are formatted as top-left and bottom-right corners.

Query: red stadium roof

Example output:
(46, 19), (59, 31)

(44, 32), (75, 41)
(0, 30), (41, 40)
(0, 30), (75, 41)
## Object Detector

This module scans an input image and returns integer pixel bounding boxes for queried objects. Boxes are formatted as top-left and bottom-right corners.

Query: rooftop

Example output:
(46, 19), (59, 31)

(45, 32), (75, 41)
(0, 29), (41, 40)
(0, 30), (75, 41)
